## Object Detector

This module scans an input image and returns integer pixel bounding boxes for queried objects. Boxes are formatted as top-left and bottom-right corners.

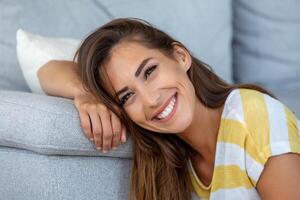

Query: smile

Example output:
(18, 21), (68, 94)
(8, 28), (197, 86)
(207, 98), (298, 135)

(153, 92), (178, 122)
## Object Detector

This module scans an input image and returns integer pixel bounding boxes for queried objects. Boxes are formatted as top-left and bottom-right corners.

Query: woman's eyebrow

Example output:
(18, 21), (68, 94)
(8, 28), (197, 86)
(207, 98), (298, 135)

(134, 57), (153, 77)
(115, 57), (153, 97)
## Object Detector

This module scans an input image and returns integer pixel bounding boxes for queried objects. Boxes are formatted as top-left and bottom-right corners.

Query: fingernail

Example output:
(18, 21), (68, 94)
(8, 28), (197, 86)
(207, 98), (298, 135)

(96, 147), (101, 150)
(102, 150), (108, 153)
(123, 133), (127, 142)
(112, 146), (117, 150)
(121, 132), (126, 143)
(90, 138), (94, 141)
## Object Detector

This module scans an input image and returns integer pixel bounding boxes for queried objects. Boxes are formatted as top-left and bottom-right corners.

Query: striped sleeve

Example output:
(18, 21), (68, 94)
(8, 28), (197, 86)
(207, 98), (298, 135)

(240, 89), (300, 187)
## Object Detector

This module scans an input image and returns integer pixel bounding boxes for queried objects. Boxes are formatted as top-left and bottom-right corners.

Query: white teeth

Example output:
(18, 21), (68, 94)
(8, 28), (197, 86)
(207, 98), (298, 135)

(156, 95), (176, 119)
(165, 107), (172, 113)
(170, 100), (175, 107)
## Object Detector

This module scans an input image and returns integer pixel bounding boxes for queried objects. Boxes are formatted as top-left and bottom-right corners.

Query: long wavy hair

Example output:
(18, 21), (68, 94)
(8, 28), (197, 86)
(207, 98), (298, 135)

(73, 18), (276, 200)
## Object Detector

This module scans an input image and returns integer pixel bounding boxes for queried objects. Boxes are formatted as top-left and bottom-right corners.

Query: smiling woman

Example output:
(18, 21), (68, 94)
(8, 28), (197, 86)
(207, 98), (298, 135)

(73, 18), (300, 200)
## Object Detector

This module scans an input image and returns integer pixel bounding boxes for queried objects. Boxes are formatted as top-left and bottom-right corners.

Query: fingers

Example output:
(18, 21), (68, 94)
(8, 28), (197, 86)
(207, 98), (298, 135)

(110, 112), (122, 149)
(89, 111), (103, 150)
(74, 93), (127, 154)
(100, 109), (113, 153)
(78, 109), (94, 141)
(121, 125), (127, 143)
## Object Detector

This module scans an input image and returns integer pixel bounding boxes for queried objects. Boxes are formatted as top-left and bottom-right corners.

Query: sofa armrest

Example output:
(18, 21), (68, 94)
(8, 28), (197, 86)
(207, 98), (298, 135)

(0, 90), (133, 158)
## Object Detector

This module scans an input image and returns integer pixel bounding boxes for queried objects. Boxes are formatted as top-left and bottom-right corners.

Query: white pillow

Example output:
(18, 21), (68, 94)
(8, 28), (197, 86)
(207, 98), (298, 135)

(16, 29), (81, 94)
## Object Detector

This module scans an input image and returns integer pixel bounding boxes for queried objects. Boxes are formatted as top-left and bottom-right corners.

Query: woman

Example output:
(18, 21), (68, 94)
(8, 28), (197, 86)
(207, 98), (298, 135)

(37, 18), (300, 200)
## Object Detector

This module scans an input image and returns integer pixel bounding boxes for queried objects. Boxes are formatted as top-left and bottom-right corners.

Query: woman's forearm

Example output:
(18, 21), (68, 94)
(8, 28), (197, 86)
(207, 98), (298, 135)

(37, 60), (86, 99)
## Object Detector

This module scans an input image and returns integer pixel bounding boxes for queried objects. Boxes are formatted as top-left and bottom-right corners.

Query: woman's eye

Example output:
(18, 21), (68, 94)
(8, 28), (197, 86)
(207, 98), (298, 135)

(120, 92), (133, 105)
(144, 65), (157, 79)
(120, 65), (157, 106)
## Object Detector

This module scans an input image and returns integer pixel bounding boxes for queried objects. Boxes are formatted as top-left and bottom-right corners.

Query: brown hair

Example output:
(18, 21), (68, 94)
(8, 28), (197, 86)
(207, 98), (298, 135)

(73, 17), (276, 200)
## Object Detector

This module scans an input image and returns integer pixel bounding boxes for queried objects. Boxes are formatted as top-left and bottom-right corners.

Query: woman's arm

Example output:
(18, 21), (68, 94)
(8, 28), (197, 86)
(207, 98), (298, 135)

(37, 60), (127, 152)
(37, 60), (85, 99)
(256, 153), (300, 199)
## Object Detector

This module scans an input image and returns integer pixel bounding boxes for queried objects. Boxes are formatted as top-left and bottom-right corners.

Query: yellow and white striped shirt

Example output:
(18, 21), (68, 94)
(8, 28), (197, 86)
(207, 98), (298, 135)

(188, 88), (300, 200)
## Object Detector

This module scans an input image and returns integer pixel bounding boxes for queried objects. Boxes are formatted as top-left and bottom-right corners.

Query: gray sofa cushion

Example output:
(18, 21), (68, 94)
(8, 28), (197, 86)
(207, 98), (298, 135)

(233, 0), (300, 118)
(233, 0), (300, 89)
(0, 146), (131, 200)
(272, 89), (300, 119)
(0, 90), (133, 158)
(0, 0), (233, 92)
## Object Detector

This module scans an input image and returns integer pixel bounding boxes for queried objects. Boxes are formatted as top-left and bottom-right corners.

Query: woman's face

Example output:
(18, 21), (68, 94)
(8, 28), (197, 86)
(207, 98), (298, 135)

(103, 41), (197, 134)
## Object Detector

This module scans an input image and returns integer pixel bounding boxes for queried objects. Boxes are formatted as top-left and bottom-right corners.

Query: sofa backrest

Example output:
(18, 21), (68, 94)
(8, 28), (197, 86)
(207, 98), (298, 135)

(0, 0), (233, 92)
(233, 0), (300, 92)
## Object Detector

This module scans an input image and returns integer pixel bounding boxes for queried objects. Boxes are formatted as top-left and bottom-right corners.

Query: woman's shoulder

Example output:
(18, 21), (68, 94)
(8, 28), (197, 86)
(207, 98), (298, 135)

(238, 88), (273, 107)
(233, 88), (300, 189)
(222, 87), (300, 146)
(237, 88), (298, 127)
(226, 88), (296, 123)
(220, 88), (246, 124)
(238, 87), (300, 158)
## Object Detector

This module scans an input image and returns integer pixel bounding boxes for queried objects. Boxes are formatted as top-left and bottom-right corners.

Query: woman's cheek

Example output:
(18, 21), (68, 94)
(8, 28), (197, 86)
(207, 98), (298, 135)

(126, 109), (141, 124)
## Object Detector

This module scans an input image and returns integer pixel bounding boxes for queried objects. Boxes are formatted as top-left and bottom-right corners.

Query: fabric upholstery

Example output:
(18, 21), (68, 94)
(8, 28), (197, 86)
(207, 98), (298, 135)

(0, 90), (133, 158)
(0, 0), (233, 92)
(233, 0), (300, 119)
(0, 146), (132, 200)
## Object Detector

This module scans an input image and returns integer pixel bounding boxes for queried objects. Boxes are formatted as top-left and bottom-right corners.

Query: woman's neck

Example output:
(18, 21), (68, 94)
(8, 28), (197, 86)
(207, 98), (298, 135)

(177, 99), (224, 162)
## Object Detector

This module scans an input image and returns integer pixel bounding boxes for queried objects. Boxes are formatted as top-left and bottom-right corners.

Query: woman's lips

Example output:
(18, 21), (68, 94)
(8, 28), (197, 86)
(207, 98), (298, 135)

(152, 92), (177, 120)
(152, 92), (178, 123)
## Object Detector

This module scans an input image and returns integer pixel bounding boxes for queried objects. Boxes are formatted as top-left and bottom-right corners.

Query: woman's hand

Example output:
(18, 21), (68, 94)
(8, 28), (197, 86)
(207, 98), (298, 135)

(73, 91), (127, 153)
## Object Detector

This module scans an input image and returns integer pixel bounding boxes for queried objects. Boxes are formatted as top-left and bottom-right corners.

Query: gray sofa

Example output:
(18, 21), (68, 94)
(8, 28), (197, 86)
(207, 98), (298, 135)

(0, 1), (299, 200)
